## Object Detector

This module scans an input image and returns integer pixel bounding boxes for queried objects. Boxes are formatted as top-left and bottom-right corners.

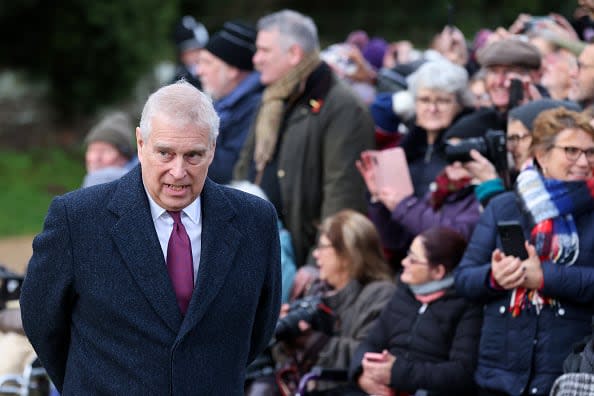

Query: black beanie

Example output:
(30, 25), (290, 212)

(173, 16), (209, 52)
(204, 21), (257, 71)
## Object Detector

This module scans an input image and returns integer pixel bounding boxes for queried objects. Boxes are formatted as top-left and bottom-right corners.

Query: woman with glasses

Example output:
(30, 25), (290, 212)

(345, 227), (482, 396)
(455, 107), (594, 396)
(272, 210), (395, 394)
(358, 59), (478, 269)
(464, 99), (582, 207)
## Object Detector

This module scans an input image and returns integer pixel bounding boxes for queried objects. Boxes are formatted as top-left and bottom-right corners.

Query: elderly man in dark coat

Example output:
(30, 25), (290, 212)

(20, 82), (281, 395)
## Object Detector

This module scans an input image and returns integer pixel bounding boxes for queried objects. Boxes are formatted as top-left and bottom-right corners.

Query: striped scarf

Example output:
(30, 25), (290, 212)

(511, 165), (594, 316)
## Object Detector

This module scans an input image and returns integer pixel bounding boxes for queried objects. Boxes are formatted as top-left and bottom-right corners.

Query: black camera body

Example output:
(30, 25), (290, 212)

(445, 129), (508, 173)
(274, 295), (335, 342)
(0, 266), (24, 309)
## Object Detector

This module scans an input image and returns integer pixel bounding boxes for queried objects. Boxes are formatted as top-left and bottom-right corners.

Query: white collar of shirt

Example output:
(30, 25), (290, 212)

(144, 187), (202, 285)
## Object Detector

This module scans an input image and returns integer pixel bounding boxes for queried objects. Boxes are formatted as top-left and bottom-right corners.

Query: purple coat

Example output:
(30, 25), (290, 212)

(369, 187), (481, 256)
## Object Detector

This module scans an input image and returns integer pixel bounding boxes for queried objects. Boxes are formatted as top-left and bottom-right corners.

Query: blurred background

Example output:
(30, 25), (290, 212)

(0, 0), (576, 271)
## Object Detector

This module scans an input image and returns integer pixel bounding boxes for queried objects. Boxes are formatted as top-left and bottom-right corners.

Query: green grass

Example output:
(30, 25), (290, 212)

(0, 148), (85, 237)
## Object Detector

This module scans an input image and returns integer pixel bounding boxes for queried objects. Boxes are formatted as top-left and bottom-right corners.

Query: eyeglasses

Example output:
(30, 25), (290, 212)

(552, 145), (594, 163)
(315, 243), (333, 251)
(416, 96), (456, 109)
(506, 133), (531, 146)
(405, 249), (429, 266)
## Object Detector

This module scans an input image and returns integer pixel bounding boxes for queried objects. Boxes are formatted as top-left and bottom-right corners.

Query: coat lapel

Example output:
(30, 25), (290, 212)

(178, 179), (241, 339)
(107, 167), (182, 333)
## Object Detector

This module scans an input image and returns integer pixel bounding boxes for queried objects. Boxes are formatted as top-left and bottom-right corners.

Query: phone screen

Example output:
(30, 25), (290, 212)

(508, 79), (524, 109)
(497, 221), (528, 260)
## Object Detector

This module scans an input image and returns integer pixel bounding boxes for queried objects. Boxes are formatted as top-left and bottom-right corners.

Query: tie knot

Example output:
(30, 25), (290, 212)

(168, 210), (182, 224)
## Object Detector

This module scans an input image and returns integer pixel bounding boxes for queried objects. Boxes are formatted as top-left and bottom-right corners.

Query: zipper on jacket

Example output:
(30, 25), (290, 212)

(405, 303), (428, 359)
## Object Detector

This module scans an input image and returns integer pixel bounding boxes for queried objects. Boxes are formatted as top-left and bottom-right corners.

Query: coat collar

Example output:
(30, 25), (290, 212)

(107, 166), (241, 337)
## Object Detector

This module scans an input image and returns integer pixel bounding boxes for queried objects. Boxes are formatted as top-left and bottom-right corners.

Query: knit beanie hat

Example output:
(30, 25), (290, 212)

(173, 16), (209, 52)
(362, 37), (388, 70)
(204, 21), (257, 71)
(84, 112), (136, 159)
(508, 99), (582, 131)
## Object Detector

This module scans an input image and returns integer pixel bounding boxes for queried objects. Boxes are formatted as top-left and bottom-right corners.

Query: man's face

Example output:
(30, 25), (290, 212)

(253, 29), (295, 85)
(85, 141), (128, 172)
(569, 45), (594, 104)
(197, 50), (236, 100)
(541, 49), (577, 100)
(484, 65), (534, 111)
(137, 115), (214, 211)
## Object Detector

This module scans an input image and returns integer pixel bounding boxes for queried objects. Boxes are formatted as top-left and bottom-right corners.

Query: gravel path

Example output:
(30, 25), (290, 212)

(0, 235), (34, 275)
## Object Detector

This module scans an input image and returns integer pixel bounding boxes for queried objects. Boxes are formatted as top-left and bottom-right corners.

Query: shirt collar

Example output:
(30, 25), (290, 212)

(144, 187), (201, 225)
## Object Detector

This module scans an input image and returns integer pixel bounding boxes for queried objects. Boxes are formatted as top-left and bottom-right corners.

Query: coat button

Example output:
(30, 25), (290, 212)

(531, 387), (538, 394)
(558, 308), (565, 316)
(277, 169), (285, 178)
(499, 306), (506, 314)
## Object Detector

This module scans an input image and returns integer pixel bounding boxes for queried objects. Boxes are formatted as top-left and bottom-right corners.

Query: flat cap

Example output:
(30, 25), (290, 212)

(477, 38), (541, 70)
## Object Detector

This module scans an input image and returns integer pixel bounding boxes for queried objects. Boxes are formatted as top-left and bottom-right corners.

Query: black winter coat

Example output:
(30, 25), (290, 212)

(349, 283), (482, 395)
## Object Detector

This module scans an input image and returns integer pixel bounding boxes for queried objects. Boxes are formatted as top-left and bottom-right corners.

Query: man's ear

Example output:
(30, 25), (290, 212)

(287, 44), (305, 66)
(136, 127), (144, 152)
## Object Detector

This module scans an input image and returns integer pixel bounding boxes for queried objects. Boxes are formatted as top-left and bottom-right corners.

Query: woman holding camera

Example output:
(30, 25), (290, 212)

(273, 210), (395, 393)
(358, 59), (479, 268)
(347, 227), (482, 396)
(455, 107), (594, 396)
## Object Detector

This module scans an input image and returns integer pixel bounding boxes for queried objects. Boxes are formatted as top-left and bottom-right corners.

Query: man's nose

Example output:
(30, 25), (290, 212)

(169, 157), (187, 178)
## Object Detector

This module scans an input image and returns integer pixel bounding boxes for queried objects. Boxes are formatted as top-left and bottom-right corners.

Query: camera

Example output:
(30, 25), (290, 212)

(0, 266), (24, 309)
(274, 295), (335, 342)
(445, 129), (508, 173)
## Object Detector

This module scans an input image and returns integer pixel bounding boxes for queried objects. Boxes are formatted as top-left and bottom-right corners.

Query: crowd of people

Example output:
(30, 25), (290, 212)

(3, 2), (594, 395)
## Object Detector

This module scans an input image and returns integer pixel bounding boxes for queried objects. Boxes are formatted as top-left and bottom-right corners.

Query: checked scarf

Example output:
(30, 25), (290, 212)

(429, 169), (471, 210)
(511, 165), (594, 316)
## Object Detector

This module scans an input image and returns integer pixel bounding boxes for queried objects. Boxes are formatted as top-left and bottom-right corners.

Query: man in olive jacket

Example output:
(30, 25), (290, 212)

(234, 9), (374, 267)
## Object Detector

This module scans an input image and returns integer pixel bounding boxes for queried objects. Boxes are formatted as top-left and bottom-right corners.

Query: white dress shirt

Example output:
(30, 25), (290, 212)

(145, 190), (202, 285)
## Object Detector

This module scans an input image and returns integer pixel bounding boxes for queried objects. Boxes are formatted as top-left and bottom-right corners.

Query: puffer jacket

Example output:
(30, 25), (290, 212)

(455, 191), (594, 396)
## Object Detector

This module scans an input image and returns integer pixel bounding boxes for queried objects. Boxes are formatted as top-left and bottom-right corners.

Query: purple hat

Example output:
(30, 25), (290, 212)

(346, 30), (369, 51)
(363, 37), (388, 70)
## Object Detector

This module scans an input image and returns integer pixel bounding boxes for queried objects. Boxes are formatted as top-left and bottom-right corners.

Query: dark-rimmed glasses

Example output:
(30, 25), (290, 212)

(507, 133), (531, 146)
(552, 145), (594, 163)
(405, 249), (429, 266)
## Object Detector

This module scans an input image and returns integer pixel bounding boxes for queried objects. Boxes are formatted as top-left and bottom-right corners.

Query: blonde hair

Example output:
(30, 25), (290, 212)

(319, 210), (393, 284)
(531, 107), (594, 156)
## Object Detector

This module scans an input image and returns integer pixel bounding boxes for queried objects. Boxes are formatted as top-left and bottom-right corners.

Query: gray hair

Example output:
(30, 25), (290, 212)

(139, 80), (220, 144)
(407, 59), (473, 108)
(257, 9), (319, 54)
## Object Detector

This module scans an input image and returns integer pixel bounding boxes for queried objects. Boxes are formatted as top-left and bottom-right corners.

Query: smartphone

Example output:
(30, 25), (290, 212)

(497, 221), (528, 260)
(508, 78), (524, 109)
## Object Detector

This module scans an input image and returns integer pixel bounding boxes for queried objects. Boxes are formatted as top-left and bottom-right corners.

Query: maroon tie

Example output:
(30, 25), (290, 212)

(167, 211), (194, 315)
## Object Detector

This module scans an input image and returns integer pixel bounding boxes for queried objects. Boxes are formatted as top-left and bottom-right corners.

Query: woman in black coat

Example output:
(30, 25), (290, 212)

(348, 227), (482, 396)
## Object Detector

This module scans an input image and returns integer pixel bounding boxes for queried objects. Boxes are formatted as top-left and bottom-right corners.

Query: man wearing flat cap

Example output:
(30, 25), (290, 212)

(198, 21), (263, 184)
(448, 38), (546, 143)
